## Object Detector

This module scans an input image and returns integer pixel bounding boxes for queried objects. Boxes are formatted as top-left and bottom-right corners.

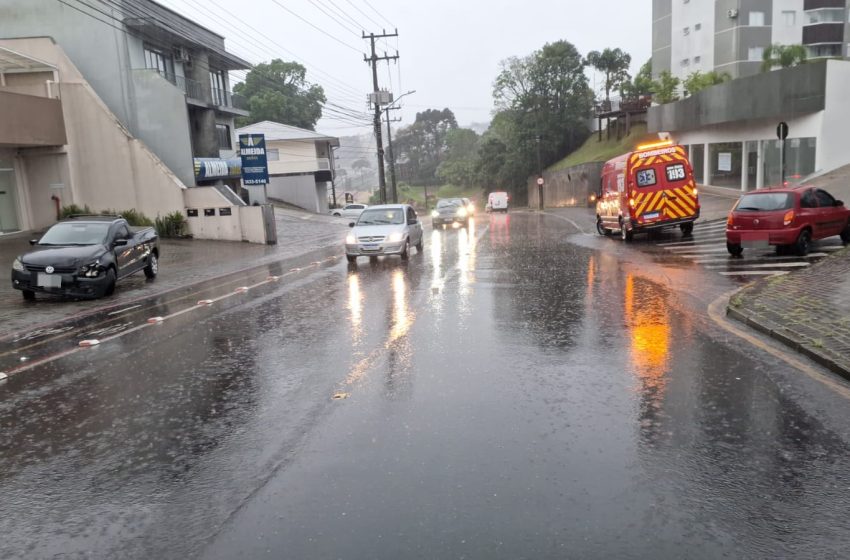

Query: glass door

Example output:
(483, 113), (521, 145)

(0, 162), (21, 233)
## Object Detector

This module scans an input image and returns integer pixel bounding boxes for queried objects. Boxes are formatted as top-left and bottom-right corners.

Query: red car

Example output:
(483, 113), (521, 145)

(726, 186), (850, 256)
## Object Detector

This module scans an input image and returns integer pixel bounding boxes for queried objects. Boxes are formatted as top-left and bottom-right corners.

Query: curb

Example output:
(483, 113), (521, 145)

(726, 304), (850, 381)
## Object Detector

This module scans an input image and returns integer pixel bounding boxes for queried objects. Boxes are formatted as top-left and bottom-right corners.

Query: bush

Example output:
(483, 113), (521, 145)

(154, 211), (188, 238)
(115, 209), (154, 227)
(59, 204), (92, 219)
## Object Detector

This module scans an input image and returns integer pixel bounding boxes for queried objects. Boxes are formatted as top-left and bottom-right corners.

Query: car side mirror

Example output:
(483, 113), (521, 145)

(349, 222), (355, 228)
(29, 239), (38, 246)
(835, 200), (844, 207)
(409, 219), (418, 225)
(113, 238), (128, 247)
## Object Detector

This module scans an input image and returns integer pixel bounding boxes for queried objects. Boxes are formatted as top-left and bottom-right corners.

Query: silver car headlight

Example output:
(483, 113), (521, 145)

(387, 232), (404, 243)
(431, 210), (439, 218)
(12, 258), (24, 272)
(345, 234), (356, 244)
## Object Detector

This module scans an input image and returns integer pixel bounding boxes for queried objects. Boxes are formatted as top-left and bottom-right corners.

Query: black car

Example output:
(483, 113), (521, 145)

(11, 216), (159, 300)
(431, 198), (470, 228)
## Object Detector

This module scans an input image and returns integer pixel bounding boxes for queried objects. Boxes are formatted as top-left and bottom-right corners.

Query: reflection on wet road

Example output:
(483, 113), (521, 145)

(2, 213), (850, 559)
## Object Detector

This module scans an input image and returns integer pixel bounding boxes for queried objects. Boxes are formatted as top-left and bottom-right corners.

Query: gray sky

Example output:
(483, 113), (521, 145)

(157, 0), (651, 133)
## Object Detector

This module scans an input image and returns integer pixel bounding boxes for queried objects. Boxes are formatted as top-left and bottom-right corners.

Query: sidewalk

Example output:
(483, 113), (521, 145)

(727, 245), (850, 378)
(0, 208), (348, 337)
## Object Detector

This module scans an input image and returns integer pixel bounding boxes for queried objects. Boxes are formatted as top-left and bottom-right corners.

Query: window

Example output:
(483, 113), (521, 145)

(801, 190), (817, 208)
(115, 224), (131, 240)
(694, 55), (701, 63)
(407, 207), (417, 224)
(635, 169), (657, 187)
(144, 45), (174, 81)
(809, 44), (842, 58)
(681, 58), (690, 66)
(815, 189), (836, 207)
(694, 23), (702, 31)
(209, 70), (227, 105)
(783, 10), (796, 26)
(807, 8), (844, 24)
(215, 124), (232, 150)
(683, 27), (690, 35)
(749, 11), (765, 26)
(748, 47), (764, 61)
(267, 148), (280, 161)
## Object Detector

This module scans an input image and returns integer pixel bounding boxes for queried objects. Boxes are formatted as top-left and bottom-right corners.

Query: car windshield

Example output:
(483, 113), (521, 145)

(736, 193), (794, 212)
(38, 222), (111, 245)
(357, 209), (405, 225)
(436, 199), (461, 209)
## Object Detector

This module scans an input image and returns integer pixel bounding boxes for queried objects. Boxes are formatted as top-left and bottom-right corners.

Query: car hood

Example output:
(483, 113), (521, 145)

(20, 245), (106, 267)
(351, 224), (405, 237)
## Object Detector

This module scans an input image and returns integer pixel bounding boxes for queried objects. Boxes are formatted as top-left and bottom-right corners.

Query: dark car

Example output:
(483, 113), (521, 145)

(431, 198), (470, 228)
(726, 186), (850, 256)
(11, 216), (160, 300)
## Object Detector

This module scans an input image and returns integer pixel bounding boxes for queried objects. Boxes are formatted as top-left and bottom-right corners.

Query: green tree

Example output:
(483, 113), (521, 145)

(762, 44), (808, 72)
(620, 59), (653, 98)
(233, 59), (326, 129)
(394, 108), (458, 186)
(436, 128), (480, 187)
(652, 70), (680, 104)
(682, 70), (731, 96)
(585, 48), (632, 104)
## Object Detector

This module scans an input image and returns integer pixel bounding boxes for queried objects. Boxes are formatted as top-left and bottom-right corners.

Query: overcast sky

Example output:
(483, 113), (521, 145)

(157, 0), (651, 134)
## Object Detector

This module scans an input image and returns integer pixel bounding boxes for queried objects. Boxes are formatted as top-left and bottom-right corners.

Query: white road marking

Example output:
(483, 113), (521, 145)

(666, 241), (727, 251)
(671, 248), (731, 256)
(694, 253), (828, 264)
(657, 237), (725, 247)
(107, 304), (142, 316)
(705, 262), (810, 270)
(719, 270), (790, 276)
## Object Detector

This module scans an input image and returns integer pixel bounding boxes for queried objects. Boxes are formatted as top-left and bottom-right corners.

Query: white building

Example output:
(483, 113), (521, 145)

(236, 121), (339, 214)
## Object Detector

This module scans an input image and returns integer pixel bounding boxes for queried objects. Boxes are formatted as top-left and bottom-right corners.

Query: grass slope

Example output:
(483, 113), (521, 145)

(549, 123), (658, 171)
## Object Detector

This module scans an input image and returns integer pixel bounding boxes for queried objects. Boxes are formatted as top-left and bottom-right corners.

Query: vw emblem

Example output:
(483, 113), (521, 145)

(45, 266), (55, 274)
(753, 219), (760, 225)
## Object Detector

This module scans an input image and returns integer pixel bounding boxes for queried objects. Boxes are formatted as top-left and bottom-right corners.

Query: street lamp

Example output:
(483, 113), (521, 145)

(384, 90), (416, 204)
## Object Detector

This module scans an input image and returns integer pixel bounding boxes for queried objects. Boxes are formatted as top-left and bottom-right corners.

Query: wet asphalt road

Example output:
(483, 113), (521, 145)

(3, 212), (850, 559)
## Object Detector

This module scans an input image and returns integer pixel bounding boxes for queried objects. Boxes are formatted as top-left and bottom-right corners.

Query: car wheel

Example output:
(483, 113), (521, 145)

(143, 253), (158, 279)
(727, 242), (743, 257)
(22, 289), (35, 301)
(400, 239), (410, 260)
(596, 218), (611, 236)
(680, 222), (694, 237)
(415, 237), (423, 252)
(841, 223), (850, 245)
(346, 255), (357, 263)
(794, 229), (811, 256)
(103, 267), (117, 297)
(620, 220), (633, 242)
(333, 212), (341, 217)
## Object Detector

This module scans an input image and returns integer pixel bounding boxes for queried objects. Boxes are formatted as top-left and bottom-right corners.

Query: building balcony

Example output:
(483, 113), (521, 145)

(211, 87), (249, 115)
(802, 22), (845, 44)
(0, 90), (66, 147)
(143, 69), (248, 115)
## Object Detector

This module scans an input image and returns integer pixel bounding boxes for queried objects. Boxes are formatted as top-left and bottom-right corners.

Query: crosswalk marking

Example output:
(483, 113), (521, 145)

(694, 253), (828, 264)
(719, 271), (790, 277)
(705, 262), (810, 270)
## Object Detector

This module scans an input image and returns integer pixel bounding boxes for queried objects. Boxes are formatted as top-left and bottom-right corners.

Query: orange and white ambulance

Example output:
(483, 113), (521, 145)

(595, 141), (700, 241)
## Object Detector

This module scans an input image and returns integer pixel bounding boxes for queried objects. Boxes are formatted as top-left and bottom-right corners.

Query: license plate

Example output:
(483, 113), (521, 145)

(37, 273), (62, 288)
(361, 244), (379, 251)
(643, 212), (660, 220)
(742, 239), (769, 249)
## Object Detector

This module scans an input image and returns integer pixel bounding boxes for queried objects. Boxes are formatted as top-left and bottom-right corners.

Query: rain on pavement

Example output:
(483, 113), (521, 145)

(3, 212), (850, 559)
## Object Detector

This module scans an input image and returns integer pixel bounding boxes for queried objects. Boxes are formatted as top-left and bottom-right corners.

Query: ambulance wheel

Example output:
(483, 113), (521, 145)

(620, 222), (633, 242)
(596, 218), (611, 236)
(727, 242), (743, 257)
(680, 222), (694, 237)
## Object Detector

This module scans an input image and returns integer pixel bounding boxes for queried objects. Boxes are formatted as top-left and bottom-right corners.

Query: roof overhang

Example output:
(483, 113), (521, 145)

(0, 46), (57, 74)
(124, 19), (251, 70)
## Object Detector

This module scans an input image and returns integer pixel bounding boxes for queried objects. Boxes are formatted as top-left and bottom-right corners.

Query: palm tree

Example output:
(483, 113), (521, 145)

(762, 44), (808, 72)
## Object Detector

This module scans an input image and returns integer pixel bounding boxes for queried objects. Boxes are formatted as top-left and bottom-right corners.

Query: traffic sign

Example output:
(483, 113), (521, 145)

(777, 122), (789, 140)
(536, 177), (544, 186)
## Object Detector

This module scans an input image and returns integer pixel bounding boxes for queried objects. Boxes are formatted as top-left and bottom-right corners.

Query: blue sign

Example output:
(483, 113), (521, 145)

(239, 134), (270, 185)
(194, 158), (242, 181)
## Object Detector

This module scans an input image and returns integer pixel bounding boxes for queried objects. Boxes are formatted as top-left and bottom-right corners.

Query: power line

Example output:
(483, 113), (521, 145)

(266, 0), (363, 53)
(362, 29), (398, 204)
(361, 0), (394, 28)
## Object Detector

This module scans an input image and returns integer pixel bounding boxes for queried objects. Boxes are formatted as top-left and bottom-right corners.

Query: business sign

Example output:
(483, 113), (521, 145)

(239, 134), (270, 185)
(718, 152), (732, 172)
(194, 158), (242, 181)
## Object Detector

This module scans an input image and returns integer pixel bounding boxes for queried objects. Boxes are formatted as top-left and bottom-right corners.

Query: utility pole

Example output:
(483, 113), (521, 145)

(363, 30), (399, 205)
(384, 106), (402, 203)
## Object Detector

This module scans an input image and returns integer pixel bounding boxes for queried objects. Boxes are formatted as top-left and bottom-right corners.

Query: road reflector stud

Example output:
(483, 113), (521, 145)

(147, 317), (164, 324)
(332, 392), (349, 400)
(19, 357), (28, 362)
(79, 339), (100, 347)
(235, 287), (249, 293)
(290, 267), (301, 272)
(268, 275), (280, 281)
(197, 299), (214, 306)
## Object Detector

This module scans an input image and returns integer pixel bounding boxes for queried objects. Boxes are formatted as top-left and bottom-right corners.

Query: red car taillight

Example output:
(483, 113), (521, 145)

(784, 210), (795, 226)
(727, 214), (734, 227)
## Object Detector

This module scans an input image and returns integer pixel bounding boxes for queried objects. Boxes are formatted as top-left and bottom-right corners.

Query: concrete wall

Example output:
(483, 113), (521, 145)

(653, 0), (673, 79)
(818, 59), (850, 174)
(1, 70), (55, 96)
(0, 90), (66, 147)
(131, 69), (195, 187)
(19, 150), (71, 230)
(527, 162), (604, 209)
(671, 0), (716, 78)
(184, 186), (269, 243)
(267, 174), (322, 212)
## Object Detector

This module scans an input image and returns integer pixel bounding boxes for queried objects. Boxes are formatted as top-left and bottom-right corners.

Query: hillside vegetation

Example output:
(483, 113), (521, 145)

(549, 123), (658, 171)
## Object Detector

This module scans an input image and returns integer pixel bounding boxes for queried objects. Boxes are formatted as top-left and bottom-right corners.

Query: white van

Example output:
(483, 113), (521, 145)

(488, 192), (509, 213)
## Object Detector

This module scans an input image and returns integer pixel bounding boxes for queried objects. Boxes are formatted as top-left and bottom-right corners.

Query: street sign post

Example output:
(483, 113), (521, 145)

(537, 176), (544, 211)
(777, 122), (789, 188)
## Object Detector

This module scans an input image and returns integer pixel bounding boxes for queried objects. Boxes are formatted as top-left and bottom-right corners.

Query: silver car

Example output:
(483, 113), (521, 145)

(345, 204), (424, 262)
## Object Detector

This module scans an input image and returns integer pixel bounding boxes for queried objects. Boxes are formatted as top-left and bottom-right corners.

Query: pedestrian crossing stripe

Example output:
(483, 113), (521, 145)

(694, 253), (828, 264)
(705, 262), (810, 270)
(719, 271), (790, 276)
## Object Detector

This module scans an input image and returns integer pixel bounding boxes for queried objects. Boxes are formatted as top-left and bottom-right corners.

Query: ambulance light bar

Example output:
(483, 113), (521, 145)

(636, 139), (674, 151)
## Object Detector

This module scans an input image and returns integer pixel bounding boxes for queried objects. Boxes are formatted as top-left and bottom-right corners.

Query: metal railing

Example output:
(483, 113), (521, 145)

(144, 69), (245, 110)
(212, 87), (248, 110)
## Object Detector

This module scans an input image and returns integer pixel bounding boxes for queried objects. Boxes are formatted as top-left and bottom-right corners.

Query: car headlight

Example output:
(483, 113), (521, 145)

(345, 234), (356, 244)
(388, 232), (404, 243)
(431, 211), (439, 218)
(456, 207), (468, 217)
(80, 260), (103, 278)
(12, 258), (24, 272)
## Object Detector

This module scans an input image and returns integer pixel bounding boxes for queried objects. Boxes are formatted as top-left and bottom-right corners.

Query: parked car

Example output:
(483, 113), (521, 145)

(345, 204), (424, 262)
(431, 198), (470, 228)
(488, 192), (509, 213)
(11, 216), (159, 300)
(726, 186), (850, 256)
(331, 204), (368, 219)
